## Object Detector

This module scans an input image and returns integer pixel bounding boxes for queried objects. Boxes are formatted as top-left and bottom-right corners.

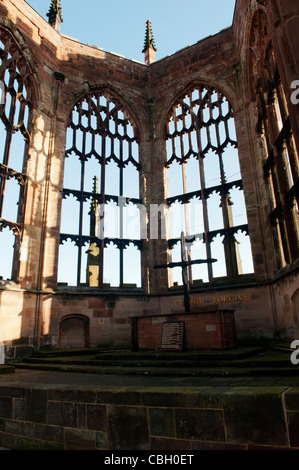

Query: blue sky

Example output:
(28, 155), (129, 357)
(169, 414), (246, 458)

(26, 0), (236, 62)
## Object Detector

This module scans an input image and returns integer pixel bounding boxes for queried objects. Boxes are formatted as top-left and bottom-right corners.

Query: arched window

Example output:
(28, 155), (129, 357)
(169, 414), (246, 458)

(249, 9), (299, 268)
(58, 91), (142, 288)
(165, 84), (253, 285)
(0, 29), (32, 281)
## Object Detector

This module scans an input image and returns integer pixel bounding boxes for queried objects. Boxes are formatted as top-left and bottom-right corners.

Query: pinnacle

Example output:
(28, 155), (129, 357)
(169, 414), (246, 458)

(47, 0), (63, 22)
(91, 176), (99, 211)
(92, 175), (99, 194)
(142, 19), (157, 53)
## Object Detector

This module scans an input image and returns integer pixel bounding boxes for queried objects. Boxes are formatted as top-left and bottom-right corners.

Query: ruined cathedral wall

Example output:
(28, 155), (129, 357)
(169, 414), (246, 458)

(147, 27), (242, 294)
(0, 0), (151, 356)
(233, 0), (299, 276)
(145, 26), (277, 336)
(232, 0), (299, 337)
(0, 0), (65, 358)
(0, 0), (298, 359)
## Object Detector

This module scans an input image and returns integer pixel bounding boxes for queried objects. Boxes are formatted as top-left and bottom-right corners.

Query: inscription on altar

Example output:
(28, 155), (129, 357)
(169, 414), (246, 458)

(161, 321), (185, 351)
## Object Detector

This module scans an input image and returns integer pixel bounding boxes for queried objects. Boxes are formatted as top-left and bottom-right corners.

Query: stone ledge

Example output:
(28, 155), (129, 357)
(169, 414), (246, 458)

(0, 366), (15, 375)
(0, 382), (298, 450)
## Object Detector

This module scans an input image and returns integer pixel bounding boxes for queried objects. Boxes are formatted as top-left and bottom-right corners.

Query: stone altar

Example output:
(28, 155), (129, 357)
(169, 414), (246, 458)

(131, 306), (237, 351)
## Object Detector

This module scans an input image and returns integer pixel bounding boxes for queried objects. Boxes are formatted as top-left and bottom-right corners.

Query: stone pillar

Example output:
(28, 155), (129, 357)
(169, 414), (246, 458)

(139, 100), (170, 295)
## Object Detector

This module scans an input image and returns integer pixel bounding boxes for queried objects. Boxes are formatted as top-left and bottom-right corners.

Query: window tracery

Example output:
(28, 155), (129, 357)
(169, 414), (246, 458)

(249, 9), (299, 268)
(0, 29), (33, 280)
(59, 91), (142, 288)
(165, 85), (253, 285)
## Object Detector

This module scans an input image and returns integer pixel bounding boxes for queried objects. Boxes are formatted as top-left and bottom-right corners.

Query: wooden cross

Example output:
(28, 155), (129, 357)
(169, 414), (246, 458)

(154, 232), (217, 313)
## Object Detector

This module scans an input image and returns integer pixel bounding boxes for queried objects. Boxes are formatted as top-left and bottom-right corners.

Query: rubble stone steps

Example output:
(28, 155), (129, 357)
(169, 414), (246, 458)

(13, 344), (299, 378)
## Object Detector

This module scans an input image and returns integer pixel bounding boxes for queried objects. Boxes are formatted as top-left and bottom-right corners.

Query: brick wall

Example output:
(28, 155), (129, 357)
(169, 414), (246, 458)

(135, 310), (237, 351)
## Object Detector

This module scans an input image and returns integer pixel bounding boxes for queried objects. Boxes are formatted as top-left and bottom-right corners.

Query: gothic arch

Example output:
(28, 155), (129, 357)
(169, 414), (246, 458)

(58, 85), (143, 289)
(0, 25), (37, 280)
(0, 21), (39, 106)
(63, 83), (143, 144)
(242, 4), (269, 103)
(163, 81), (254, 284)
(157, 79), (238, 142)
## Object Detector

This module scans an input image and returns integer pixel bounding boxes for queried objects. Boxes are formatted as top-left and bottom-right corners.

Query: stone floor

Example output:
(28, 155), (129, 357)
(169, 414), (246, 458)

(0, 344), (298, 451)
(1, 342), (299, 390)
(0, 364), (299, 390)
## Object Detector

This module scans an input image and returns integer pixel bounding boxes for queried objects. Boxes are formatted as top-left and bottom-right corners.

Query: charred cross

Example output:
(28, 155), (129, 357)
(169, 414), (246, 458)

(154, 232), (217, 313)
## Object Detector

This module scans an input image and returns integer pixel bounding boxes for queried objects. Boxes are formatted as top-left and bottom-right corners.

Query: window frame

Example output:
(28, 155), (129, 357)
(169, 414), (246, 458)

(164, 84), (253, 284)
(249, 9), (299, 269)
(59, 90), (143, 289)
(0, 28), (33, 281)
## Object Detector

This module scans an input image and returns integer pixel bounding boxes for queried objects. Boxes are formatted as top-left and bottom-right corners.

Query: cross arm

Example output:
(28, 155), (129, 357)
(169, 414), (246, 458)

(154, 258), (217, 270)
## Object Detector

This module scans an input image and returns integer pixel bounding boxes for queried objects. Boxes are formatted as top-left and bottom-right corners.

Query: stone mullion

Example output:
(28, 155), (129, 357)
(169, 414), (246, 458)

(180, 121), (193, 284)
(215, 96), (240, 279)
(195, 116), (212, 282)
(140, 139), (165, 293)
(274, 79), (299, 260)
(98, 116), (107, 289)
(285, 132), (299, 187)
(119, 137), (124, 288)
(264, 43), (299, 264)
(0, 97), (14, 218)
(260, 73), (293, 265)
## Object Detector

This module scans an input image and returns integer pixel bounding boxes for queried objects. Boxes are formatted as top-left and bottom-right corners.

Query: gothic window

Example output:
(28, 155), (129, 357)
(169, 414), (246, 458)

(165, 85), (253, 285)
(0, 29), (32, 281)
(58, 91), (142, 288)
(249, 9), (299, 268)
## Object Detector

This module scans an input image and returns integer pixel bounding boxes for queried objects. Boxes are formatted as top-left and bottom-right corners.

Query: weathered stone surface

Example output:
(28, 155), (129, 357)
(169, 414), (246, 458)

(47, 401), (77, 428)
(86, 404), (107, 432)
(175, 408), (226, 442)
(0, 382), (298, 450)
(64, 429), (96, 450)
(223, 388), (289, 446)
(24, 389), (48, 424)
(108, 405), (149, 450)
(149, 408), (175, 438)
(0, 397), (12, 419)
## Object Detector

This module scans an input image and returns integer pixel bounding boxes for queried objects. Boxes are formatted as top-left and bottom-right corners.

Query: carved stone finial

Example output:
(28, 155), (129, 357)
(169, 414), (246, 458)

(142, 20), (157, 65)
(47, 0), (63, 32)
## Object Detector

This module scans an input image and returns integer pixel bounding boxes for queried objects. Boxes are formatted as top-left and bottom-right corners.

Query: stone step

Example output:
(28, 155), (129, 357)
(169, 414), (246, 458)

(0, 365), (15, 374)
(33, 346), (265, 362)
(20, 353), (292, 369)
(14, 361), (299, 377)
(13, 345), (299, 377)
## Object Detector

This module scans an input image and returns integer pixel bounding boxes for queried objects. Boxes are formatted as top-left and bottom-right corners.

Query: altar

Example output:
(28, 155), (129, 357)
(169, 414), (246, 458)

(133, 232), (237, 351)
(131, 307), (237, 351)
